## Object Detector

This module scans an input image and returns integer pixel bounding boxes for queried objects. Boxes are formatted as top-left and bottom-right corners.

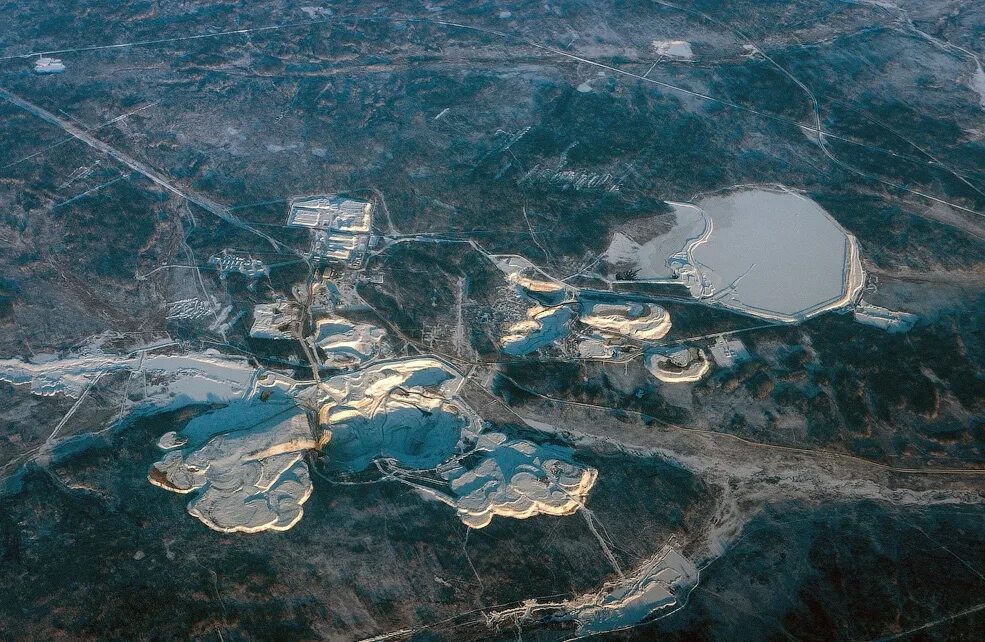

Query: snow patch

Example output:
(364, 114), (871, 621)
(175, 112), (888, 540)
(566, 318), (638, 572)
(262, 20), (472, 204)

(854, 300), (918, 333)
(314, 316), (386, 369)
(969, 63), (985, 108)
(652, 40), (693, 60)
(149, 404), (323, 533)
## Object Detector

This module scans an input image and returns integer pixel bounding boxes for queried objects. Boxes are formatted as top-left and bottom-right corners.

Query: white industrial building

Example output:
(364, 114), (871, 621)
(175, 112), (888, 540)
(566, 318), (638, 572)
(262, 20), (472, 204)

(287, 196), (372, 234)
(287, 194), (373, 266)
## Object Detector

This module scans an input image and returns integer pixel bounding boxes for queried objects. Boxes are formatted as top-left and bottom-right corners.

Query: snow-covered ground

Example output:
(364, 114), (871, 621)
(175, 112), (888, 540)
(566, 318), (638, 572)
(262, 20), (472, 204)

(969, 63), (985, 108)
(652, 39), (694, 60)
(250, 302), (299, 340)
(149, 397), (322, 533)
(315, 357), (481, 473)
(0, 350), (259, 410)
(314, 316), (386, 368)
(604, 202), (708, 281)
(486, 545), (696, 635)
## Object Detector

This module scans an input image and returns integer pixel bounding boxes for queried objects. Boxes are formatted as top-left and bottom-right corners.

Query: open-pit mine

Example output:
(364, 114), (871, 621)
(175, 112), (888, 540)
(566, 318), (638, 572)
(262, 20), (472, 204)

(2, 4), (982, 640)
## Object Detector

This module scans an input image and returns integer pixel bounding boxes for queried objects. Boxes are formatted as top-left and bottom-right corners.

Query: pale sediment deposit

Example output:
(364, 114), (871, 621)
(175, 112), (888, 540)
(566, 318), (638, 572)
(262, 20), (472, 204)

(157, 431), (188, 450)
(143, 367), (324, 533)
(311, 358), (595, 530)
(578, 338), (616, 360)
(314, 316), (386, 368)
(6, 345), (594, 534)
(494, 254), (577, 355)
(604, 202), (708, 281)
(314, 357), (482, 472)
(486, 545), (697, 635)
(0, 347), (326, 533)
(579, 301), (672, 341)
(645, 347), (710, 383)
(0, 350), (258, 410)
(508, 271), (566, 296)
(441, 432), (597, 528)
(493, 254), (568, 298)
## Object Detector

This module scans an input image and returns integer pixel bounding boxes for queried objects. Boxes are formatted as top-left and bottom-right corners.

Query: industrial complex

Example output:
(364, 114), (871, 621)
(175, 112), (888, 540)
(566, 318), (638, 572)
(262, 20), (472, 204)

(286, 194), (374, 268)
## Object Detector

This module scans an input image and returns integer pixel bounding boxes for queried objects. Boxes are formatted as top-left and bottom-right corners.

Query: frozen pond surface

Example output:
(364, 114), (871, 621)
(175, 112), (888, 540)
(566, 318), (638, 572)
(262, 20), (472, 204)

(690, 189), (863, 321)
(638, 202), (708, 279)
(608, 188), (864, 323)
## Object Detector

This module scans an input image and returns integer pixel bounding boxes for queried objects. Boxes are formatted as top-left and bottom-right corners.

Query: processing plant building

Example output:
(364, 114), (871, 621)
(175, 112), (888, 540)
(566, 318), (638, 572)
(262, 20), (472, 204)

(287, 195), (373, 268)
